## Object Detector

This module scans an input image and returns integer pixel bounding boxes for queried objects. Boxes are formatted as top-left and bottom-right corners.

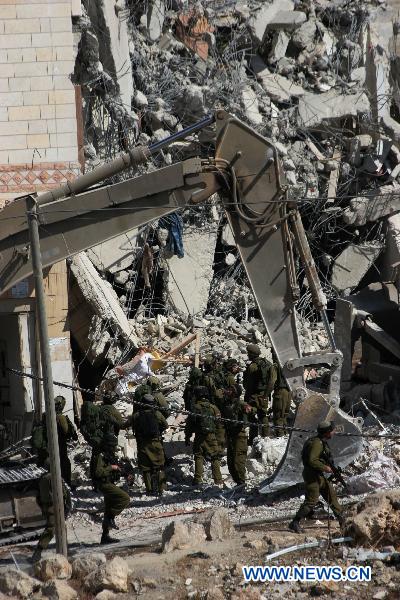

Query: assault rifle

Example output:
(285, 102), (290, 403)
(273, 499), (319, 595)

(327, 459), (348, 489)
(118, 458), (136, 485)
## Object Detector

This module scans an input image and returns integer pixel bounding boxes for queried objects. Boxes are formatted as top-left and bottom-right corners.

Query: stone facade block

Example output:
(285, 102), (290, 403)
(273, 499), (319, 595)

(28, 120), (48, 134)
(0, 135), (27, 150)
(49, 89), (75, 105)
(0, 5), (17, 19)
(4, 18), (41, 34)
(55, 46), (74, 61)
(40, 18), (51, 33)
(22, 48), (37, 62)
(16, 3), (71, 19)
(0, 50), (8, 63)
(55, 104), (76, 119)
(53, 75), (72, 90)
(9, 77), (30, 92)
(51, 17), (72, 32)
(8, 105), (41, 121)
(14, 61), (48, 77)
(23, 90), (49, 106)
(0, 91), (23, 106)
(27, 133), (50, 149)
(0, 33), (32, 49)
(40, 105), (56, 119)
(36, 47), (55, 62)
(31, 33), (53, 48)
(54, 118), (76, 133)
(31, 76), (53, 91)
(0, 121), (29, 136)
(49, 60), (74, 76)
(0, 79), (9, 92)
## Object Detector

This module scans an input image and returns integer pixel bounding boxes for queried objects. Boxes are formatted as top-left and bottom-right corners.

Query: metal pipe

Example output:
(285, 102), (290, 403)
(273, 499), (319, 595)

(320, 309), (337, 351)
(26, 195), (68, 557)
(37, 114), (216, 208)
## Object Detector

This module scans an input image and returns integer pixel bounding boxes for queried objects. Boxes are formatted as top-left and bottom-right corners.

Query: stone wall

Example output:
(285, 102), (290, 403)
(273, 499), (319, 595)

(0, 0), (81, 205)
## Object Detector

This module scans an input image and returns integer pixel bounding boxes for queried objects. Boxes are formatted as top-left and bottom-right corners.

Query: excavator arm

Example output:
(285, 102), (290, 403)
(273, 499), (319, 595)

(0, 110), (362, 492)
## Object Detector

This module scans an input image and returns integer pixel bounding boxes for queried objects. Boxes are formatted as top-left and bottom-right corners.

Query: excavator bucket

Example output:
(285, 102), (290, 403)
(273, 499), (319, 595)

(214, 110), (363, 492)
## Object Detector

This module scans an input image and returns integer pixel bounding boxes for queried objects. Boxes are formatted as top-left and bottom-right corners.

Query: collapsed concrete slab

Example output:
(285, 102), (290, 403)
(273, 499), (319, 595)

(163, 225), (218, 316)
(258, 72), (305, 103)
(342, 183), (400, 225)
(241, 86), (263, 126)
(331, 243), (383, 292)
(248, 0), (294, 45)
(267, 11), (307, 32)
(86, 230), (139, 274)
(70, 252), (139, 362)
(298, 89), (370, 128)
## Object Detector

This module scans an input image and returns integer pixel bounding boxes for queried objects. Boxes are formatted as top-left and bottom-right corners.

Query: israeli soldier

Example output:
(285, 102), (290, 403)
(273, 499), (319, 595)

(185, 386), (223, 487)
(221, 360), (251, 486)
(243, 344), (276, 444)
(131, 394), (168, 496)
(133, 375), (170, 418)
(90, 432), (130, 544)
(271, 363), (291, 437)
(31, 464), (71, 562)
(183, 367), (206, 412)
(203, 353), (226, 457)
(100, 391), (130, 437)
(289, 421), (344, 533)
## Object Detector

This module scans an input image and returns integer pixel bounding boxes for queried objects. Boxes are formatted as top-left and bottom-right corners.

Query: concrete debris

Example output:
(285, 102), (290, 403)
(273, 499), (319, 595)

(202, 508), (234, 541)
(71, 554), (107, 581)
(297, 90), (370, 128)
(34, 555), (72, 582)
(40, 580), (78, 600)
(346, 451), (400, 494)
(345, 489), (400, 546)
(257, 72), (305, 103)
(162, 520), (206, 553)
(0, 569), (40, 599)
(84, 557), (129, 594)
(332, 243), (384, 293)
(343, 183), (400, 225)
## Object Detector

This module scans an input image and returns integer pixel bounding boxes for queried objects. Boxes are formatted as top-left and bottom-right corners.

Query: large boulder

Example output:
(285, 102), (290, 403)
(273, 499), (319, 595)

(84, 556), (128, 594)
(203, 508), (234, 541)
(162, 520), (206, 553)
(71, 553), (107, 581)
(35, 555), (72, 582)
(345, 489), (400, 545)
(40, 580), (78, 600)
(0, 569), (40, 598)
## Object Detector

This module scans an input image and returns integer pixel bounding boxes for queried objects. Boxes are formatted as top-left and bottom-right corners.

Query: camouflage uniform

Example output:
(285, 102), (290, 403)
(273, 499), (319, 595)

(132, 395), (168, 495)
(290, 422), (343, 532)
(243, 345), (276, 444)
(100, 397), (130, 437)
(203, 356), (226, 456)
(185, 389), (222, 485)
(272, 364), (291, 437)
(133, 376), (170, 418)
(91, 434), (130, 544)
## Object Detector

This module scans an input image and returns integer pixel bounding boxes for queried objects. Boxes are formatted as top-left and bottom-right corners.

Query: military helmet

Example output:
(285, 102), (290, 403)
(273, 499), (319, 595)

(103, 432), (118, 447)
(225, 358), (239, 370)
(194, 386), (210, 400)
(54, 395), (66, 412)
(189, 367), (202, 381)
(147, 375), (160, 389)
(247, 343), (261, 357)
(317, 420), (334, 435)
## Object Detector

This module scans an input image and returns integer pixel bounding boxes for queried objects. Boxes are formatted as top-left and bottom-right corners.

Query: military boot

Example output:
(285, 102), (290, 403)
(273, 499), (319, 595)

(288, 519), (302, 534)
(110, 517), (119, 530)
(101, 516), (119, 544)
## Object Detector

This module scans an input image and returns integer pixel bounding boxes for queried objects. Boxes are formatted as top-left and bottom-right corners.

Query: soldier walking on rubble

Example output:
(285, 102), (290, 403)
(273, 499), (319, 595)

(203, 352), (227, 457)
(31, 395), (77, 487)
(289, 421), (344, 533)
(100, 391), (130, 437)
(31, 462), (71, 562)
(90, 432), (130, 544)
(221, 359), (251, 486)
(185, 386), (223, 488)
(271, 358), (292, 437)
(131, 394), (168, 496)
(243, 344), (276, 445)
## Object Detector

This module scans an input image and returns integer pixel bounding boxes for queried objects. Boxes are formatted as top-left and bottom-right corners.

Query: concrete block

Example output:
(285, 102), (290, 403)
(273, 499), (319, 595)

(0, 79), (9, 93)
(8, 105), (41, 121)
(36, 47), (55, 62)
(0, 91), (23, 106)
(53, 32), (73, 47)
(16, 4), (71, 19)
(0, 63), (14, 78)
(41, 105), (56, 119)
(49, 61), (74, 76)
(53, 75), (73, 90)
(55, 46), (73, 62)
(57, 147), (78, 161)
(55, 118), (77, 134)
(0, 135), (27, 151)
(249, 0), (293, 44)
(31, 76), (53, 91)
(46, 119), (57, 133)
(269, 30), (290, 63)
(7, 48), (22, 63)
(14, 62), (48, 78)
(22, 48), (37, 62)
(332, 243), (383, 292)
(31, 33), (53, 48)
(267, 11), (307, 31)
(0, 121), (29, 136)
(51, 17), (73, 33)
(55, 104), (76, 119)
(5, 18), (41, 34)
(27, 134), (50, 149)
(258, 72), (304, 102)
(48, 89), (75, 105)
(144, 0), (165, 42)
(241, 86), (263, 126)
(298, 90), (370, 128)
(0, 5), (17, 19)
(87, 230), (139, 273)
(40, 18), (51, 33)
(0, 34), (32, 49)
(29, 120), (48, 134)
(23, 91), (49, 106)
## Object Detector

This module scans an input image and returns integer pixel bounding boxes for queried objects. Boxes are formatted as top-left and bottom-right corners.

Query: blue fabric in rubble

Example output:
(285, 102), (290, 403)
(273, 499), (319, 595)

(159, 212), (184, 258)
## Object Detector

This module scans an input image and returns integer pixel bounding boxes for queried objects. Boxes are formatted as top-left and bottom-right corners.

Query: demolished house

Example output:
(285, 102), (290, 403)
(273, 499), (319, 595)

(0, 0), (400, 595)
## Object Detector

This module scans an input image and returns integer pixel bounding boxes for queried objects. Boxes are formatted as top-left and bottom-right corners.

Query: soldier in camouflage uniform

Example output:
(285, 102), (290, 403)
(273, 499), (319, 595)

(31, 464), (71, 562)
(132, 394), (168, 496)
(183, 367), (206, 411)
(185, 386), (223, 487)
(133, 375), (170, 418)
(289, 421), (344, 533)
(221, 359), (250, 485)
(243, 344), (276, 444)
(271, 362), (291, 437)
(203, 353), (226, 457)
(90, 432), (130, 544)
(100, 392), (130, 437)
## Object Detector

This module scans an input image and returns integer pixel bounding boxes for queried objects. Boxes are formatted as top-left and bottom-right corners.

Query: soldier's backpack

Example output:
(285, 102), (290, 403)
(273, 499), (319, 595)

(195, 402), (216, 435)
(135, 408), (160, 439)
(257, 357), (277, 394)
(31, 420), (47, 452)
(80, 401), (104, 447)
